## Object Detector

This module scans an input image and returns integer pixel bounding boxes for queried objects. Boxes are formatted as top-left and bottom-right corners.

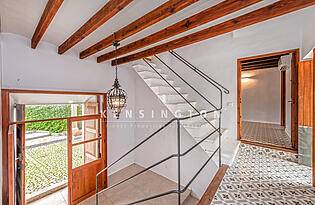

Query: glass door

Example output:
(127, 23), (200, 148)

(67, 115), (107, 204)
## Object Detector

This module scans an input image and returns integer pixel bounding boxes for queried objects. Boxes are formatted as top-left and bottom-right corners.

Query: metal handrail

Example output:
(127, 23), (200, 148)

(153, 56), (219, 110)
(169, 50), (230, 94)
(95, 52), (229, 204)
(143, 58), (217, 131)
(95, 110), (215, 204)
(98, 127), (219, 196)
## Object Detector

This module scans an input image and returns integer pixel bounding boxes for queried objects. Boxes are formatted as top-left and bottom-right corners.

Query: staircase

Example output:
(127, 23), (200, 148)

(95, 52), (234, 205)
(133, 59), (228, 165)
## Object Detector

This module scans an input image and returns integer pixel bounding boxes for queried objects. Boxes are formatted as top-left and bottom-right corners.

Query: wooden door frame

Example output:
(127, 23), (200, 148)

(1, 89), (107, 205)
(237, 49), (299, 152)
(313, 48), (315, 187)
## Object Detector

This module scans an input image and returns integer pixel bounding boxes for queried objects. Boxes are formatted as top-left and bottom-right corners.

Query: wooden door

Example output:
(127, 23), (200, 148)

(291, 52), (299, 149)
(83, 103), (100, 163)
(298, 60), (313, 127)
(68, 105), (106, 204)
(15, 105), (26, 205)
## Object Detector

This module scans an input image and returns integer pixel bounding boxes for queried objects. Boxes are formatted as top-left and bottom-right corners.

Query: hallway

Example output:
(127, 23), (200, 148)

(242, 121), (292, 149)
(212, 144), (314, 204)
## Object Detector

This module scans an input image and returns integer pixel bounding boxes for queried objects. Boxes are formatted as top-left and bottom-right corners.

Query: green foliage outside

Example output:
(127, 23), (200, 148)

(25, 105), (71, 133)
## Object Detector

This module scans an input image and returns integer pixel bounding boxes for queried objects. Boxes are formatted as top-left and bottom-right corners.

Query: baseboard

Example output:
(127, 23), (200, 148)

(240, 139), (297, 153)
(197, 165), (229, 205)
(242, 120), (281, 125)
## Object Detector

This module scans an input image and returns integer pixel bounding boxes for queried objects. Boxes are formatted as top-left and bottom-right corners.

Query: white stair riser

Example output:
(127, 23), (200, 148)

(158, 94), (189, 104)
(144, 78), (175, 86)
(151, 87), (181, 95)
(202, 130), (229, 153)
(182, 115), (216, 125)
(134, 62), (230, 163)
(134, 64), (162, 74)
(166, 102), (197, 111)
(183, 122), (217, 138)
(138, 71), (168, 80)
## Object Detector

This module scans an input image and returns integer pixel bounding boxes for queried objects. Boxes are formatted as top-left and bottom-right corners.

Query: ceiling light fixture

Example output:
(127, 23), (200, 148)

(107, 34), (127, 119)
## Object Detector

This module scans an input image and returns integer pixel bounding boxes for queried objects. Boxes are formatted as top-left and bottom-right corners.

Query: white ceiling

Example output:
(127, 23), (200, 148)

(0, 0), (280, 60)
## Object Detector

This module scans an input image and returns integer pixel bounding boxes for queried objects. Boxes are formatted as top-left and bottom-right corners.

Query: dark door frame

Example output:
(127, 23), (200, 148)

(2, 89), (107, 205)
(237, 49), (299, 152)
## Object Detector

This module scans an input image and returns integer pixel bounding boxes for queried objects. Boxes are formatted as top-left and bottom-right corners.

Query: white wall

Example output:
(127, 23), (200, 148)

(133, 72), (219, 198)
(301, 6), (315, 58)
(150, 8), (305, 140)
(0, 33), (136, 174)
(241, 68), (281, 124)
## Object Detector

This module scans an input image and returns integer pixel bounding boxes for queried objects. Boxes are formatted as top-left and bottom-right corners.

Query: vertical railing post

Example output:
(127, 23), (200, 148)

(177, 119), (181, 205)
(218, 111), (222, 167)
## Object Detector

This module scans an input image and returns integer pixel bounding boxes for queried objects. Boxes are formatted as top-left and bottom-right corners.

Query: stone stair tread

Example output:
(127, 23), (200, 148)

(150, 85), (180, 89)
(158, 93), (188, 96)
(134, 60), (230, 168)
(166, 101), (196, 105)
(182, 117), (216, 127)
(194, 128), (228, 143)
(143, 76), (172, 81)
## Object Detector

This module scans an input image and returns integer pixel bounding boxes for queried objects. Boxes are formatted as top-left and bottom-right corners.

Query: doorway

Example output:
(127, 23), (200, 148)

(237, 49), (299, 152)
(2, 89), (107, 205)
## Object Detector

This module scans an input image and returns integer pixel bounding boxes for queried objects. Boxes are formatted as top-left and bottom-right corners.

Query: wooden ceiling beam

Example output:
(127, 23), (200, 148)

(242, 61), (279, 68)
(58, 0), (134, 54)
(80, 0), (200, 59)
(242, 56), (281, 65)
(242, 65), (279, 71)
(31, 0), (64, 49)
(112, 0), (315, 65)
(242, 64), (279, 70)
(97, 0), (263, 63)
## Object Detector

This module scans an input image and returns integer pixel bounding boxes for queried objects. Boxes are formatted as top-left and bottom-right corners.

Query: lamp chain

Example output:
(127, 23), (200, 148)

(113, 33), (119, 80)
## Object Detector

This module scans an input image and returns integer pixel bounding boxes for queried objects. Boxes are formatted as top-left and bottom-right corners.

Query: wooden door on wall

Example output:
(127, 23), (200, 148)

(298, 60), (313, 127)
(83, 103), (100, 163)
(68, 102), (106, 204)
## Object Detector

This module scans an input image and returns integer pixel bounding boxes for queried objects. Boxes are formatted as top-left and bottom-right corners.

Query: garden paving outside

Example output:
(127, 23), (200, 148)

(25, 137), (83, 196)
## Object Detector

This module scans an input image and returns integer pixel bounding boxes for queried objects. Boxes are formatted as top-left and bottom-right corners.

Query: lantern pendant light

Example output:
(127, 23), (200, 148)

(107, 34), (127, 119)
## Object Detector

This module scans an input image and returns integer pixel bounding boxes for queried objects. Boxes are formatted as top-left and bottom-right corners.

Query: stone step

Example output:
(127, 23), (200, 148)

(151, 85), (182, 95)
(137, 70), (168, 80)
(144, 78), (175, 87)
(166, 101), (197, 112)
(200, 129), (228, 153)
(158, 93), (190, 104)
(133, 64), (162, 74)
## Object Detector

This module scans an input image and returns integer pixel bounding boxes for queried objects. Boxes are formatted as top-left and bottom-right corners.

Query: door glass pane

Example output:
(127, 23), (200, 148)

(72, 119), (100, 144)
(72, 140), (102, 169)
(9, 93), (102, 122)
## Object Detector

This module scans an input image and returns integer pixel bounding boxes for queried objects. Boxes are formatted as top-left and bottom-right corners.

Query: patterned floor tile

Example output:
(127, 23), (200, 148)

(211, 144), (314, 205)
(242, 121), (292, 148)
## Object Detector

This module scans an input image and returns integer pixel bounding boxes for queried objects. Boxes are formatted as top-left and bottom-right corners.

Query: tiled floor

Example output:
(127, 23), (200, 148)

(28, 188), (67, 205)
(27, 164), (198, 205)
(79, 164), (195, 205)
(212, 144), (315, 204)
(242, 121), (292, 148)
